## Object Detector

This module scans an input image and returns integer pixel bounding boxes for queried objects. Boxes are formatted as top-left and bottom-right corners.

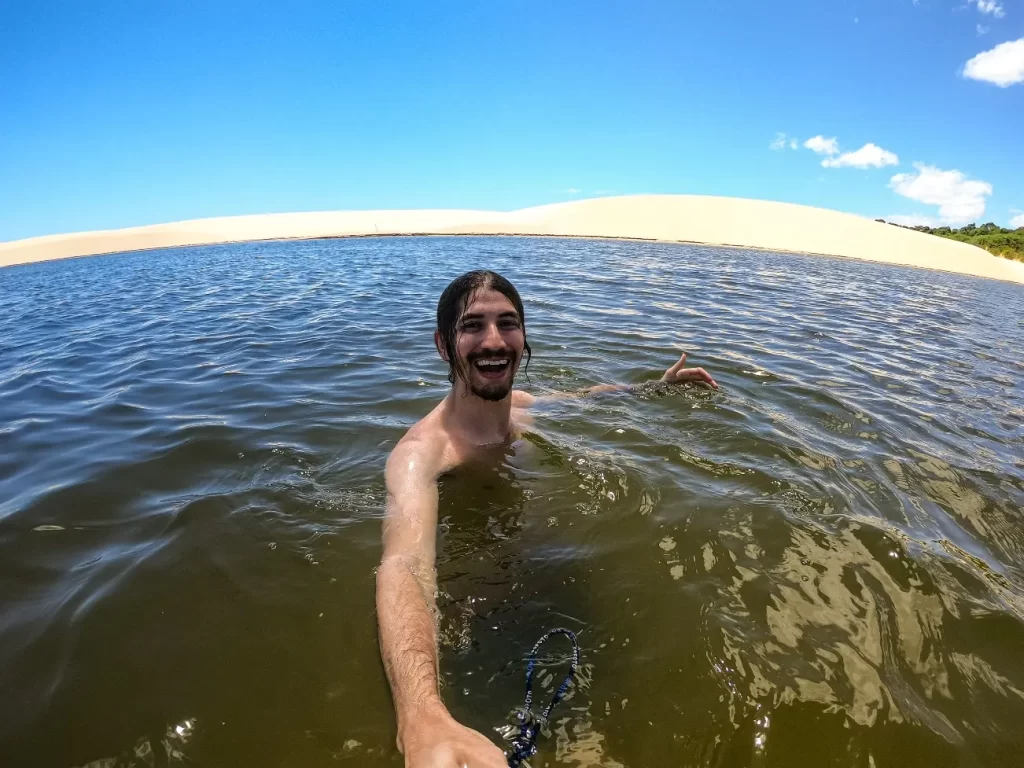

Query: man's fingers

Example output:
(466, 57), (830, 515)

(696, 367), (719, 389)
(666, 353), (720, 390)
(667, 351), (688, 375)
(678, 367), (719, 390)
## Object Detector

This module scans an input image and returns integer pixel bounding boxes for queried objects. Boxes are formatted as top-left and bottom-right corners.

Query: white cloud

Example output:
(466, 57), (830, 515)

(973, 0), (1005, 18)
(1011, 212), (1024, 228)
(889, 164), (993, 226)
(798, 135), (900, 170)
(977, 24), (990, 35)
(822, 143), (900, 169)
(566, 188), (581, 195)
(804, 135), (839, 156)
(963, 37), (1024, 87)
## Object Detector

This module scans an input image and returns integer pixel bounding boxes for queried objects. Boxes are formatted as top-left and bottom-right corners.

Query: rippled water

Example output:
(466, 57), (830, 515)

(1, 237), (1023, 767)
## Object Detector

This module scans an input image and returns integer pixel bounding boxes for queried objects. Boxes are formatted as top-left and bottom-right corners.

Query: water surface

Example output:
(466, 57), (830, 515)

(1, 237), (1023, 767)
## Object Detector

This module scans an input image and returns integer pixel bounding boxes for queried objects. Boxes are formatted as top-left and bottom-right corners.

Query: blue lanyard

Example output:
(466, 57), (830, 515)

(505, 628), (581, 767)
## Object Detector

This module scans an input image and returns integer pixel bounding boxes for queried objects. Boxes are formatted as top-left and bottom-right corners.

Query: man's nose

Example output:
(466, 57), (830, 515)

(482, 322), (504, 347)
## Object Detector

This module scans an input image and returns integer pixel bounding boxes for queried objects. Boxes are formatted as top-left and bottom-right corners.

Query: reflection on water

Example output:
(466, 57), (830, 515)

(1, 236), (1023, 766)
(77, 719), (196, 768)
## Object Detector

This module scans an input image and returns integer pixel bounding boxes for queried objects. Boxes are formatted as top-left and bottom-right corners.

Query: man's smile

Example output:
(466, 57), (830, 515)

(472, 356), (512, 378)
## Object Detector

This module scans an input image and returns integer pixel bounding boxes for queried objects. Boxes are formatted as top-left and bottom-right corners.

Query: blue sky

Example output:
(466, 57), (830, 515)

(1, 0), (1022, 241)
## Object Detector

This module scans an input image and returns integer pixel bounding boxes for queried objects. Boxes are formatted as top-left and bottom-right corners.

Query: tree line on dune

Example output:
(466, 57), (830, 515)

(875, 219), (1024, 263)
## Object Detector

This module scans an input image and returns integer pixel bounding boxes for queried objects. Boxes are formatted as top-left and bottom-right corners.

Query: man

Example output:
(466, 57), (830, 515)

(376, 270), (717, 768)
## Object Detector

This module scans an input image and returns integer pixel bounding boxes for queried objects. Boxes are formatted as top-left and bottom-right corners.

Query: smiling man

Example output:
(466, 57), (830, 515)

(375, 269), (717, 768)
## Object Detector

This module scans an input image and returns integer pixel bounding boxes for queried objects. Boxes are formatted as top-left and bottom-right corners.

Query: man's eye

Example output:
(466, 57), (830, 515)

(500, 321), (521, 329)
(461, 322), (481, 331)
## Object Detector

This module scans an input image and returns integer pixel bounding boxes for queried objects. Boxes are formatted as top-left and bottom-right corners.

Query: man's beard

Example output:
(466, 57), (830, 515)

(462, 351), (516, 401)
(469, 376), (514, 401)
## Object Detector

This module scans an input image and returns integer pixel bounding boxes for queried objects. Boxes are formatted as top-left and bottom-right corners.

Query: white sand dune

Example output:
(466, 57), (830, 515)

(3, 195), (1022, 284)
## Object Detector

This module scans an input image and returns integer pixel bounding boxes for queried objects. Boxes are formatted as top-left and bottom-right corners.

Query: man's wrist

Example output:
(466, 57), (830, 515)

(397, 698), (450, 752)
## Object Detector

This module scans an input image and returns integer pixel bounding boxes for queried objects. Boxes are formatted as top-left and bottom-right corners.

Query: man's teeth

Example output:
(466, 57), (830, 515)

(477, 359), (509, 367)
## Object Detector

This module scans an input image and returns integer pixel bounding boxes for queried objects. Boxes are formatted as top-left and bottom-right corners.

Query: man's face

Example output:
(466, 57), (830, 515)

(450, 288), (525, 401)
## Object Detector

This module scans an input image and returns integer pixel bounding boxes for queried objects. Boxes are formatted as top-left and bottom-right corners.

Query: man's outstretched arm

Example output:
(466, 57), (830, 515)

(513, 351), (718, 407)
(377, 440), (508, 768)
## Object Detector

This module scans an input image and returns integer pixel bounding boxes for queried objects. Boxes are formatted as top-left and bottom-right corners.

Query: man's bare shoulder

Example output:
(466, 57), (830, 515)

(387, 406), (453, 482)
(511, 389), (536, 408)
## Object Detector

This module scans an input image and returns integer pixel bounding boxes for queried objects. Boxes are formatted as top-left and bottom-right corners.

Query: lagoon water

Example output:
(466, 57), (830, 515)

(1, 237), (1023, 767)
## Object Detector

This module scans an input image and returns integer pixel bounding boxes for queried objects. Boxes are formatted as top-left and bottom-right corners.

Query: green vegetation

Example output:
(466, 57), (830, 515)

(875, 219), (1024, 263)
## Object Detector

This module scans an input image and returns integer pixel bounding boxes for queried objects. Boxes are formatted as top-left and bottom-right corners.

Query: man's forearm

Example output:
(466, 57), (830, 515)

(539, 383), (631, 402)
(376, 556), (448, 746)
(586, 383), (631, 395)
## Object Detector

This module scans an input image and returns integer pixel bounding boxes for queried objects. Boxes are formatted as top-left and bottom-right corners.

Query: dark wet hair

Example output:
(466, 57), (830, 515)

(436, 270), (531, 384)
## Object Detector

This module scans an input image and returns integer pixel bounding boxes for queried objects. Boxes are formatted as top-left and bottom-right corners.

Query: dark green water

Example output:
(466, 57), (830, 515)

(1, 237), (1023, 767)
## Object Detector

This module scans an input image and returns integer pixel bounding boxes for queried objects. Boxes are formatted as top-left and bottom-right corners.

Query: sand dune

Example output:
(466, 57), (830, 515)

(3, 195), (1022, 284)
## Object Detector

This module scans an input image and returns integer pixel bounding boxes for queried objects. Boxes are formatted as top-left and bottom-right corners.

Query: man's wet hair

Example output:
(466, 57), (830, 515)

(436, 269), (531, 385)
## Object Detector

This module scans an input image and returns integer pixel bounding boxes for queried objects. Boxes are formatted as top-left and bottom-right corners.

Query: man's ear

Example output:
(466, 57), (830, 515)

(434, 329), (449, 361)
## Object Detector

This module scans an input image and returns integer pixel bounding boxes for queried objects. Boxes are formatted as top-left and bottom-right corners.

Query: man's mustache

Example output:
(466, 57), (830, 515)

(467, 349), (516, 363)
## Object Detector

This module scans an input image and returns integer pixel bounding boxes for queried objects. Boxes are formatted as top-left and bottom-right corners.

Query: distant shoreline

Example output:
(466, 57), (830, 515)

(4, 195), (1024, 285)
(0, 231), (909, 269)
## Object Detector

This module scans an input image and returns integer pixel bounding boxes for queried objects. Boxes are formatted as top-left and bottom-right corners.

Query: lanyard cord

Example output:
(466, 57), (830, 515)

(505, 628), (580, 767)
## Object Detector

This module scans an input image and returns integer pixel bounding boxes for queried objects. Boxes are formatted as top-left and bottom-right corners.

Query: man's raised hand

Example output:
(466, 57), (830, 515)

(660, 351), (718, 390)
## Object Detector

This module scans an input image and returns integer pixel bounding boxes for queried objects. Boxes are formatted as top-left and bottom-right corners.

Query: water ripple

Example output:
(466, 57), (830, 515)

(1, 237), (1023, 766)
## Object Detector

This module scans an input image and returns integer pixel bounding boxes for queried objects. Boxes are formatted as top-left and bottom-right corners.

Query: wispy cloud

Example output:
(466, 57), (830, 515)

(770, 132), (799, 151)
(565, 188), (581, 195)
(1011, 210), (1024, 228)
(977, 24), (990, 35)
(822, 143), (900, 169)
(963, 37), (1024, 86)
(889, 163), (993, 226)
(803, 135), (839, 156)
(972, 0), (1005, 18)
